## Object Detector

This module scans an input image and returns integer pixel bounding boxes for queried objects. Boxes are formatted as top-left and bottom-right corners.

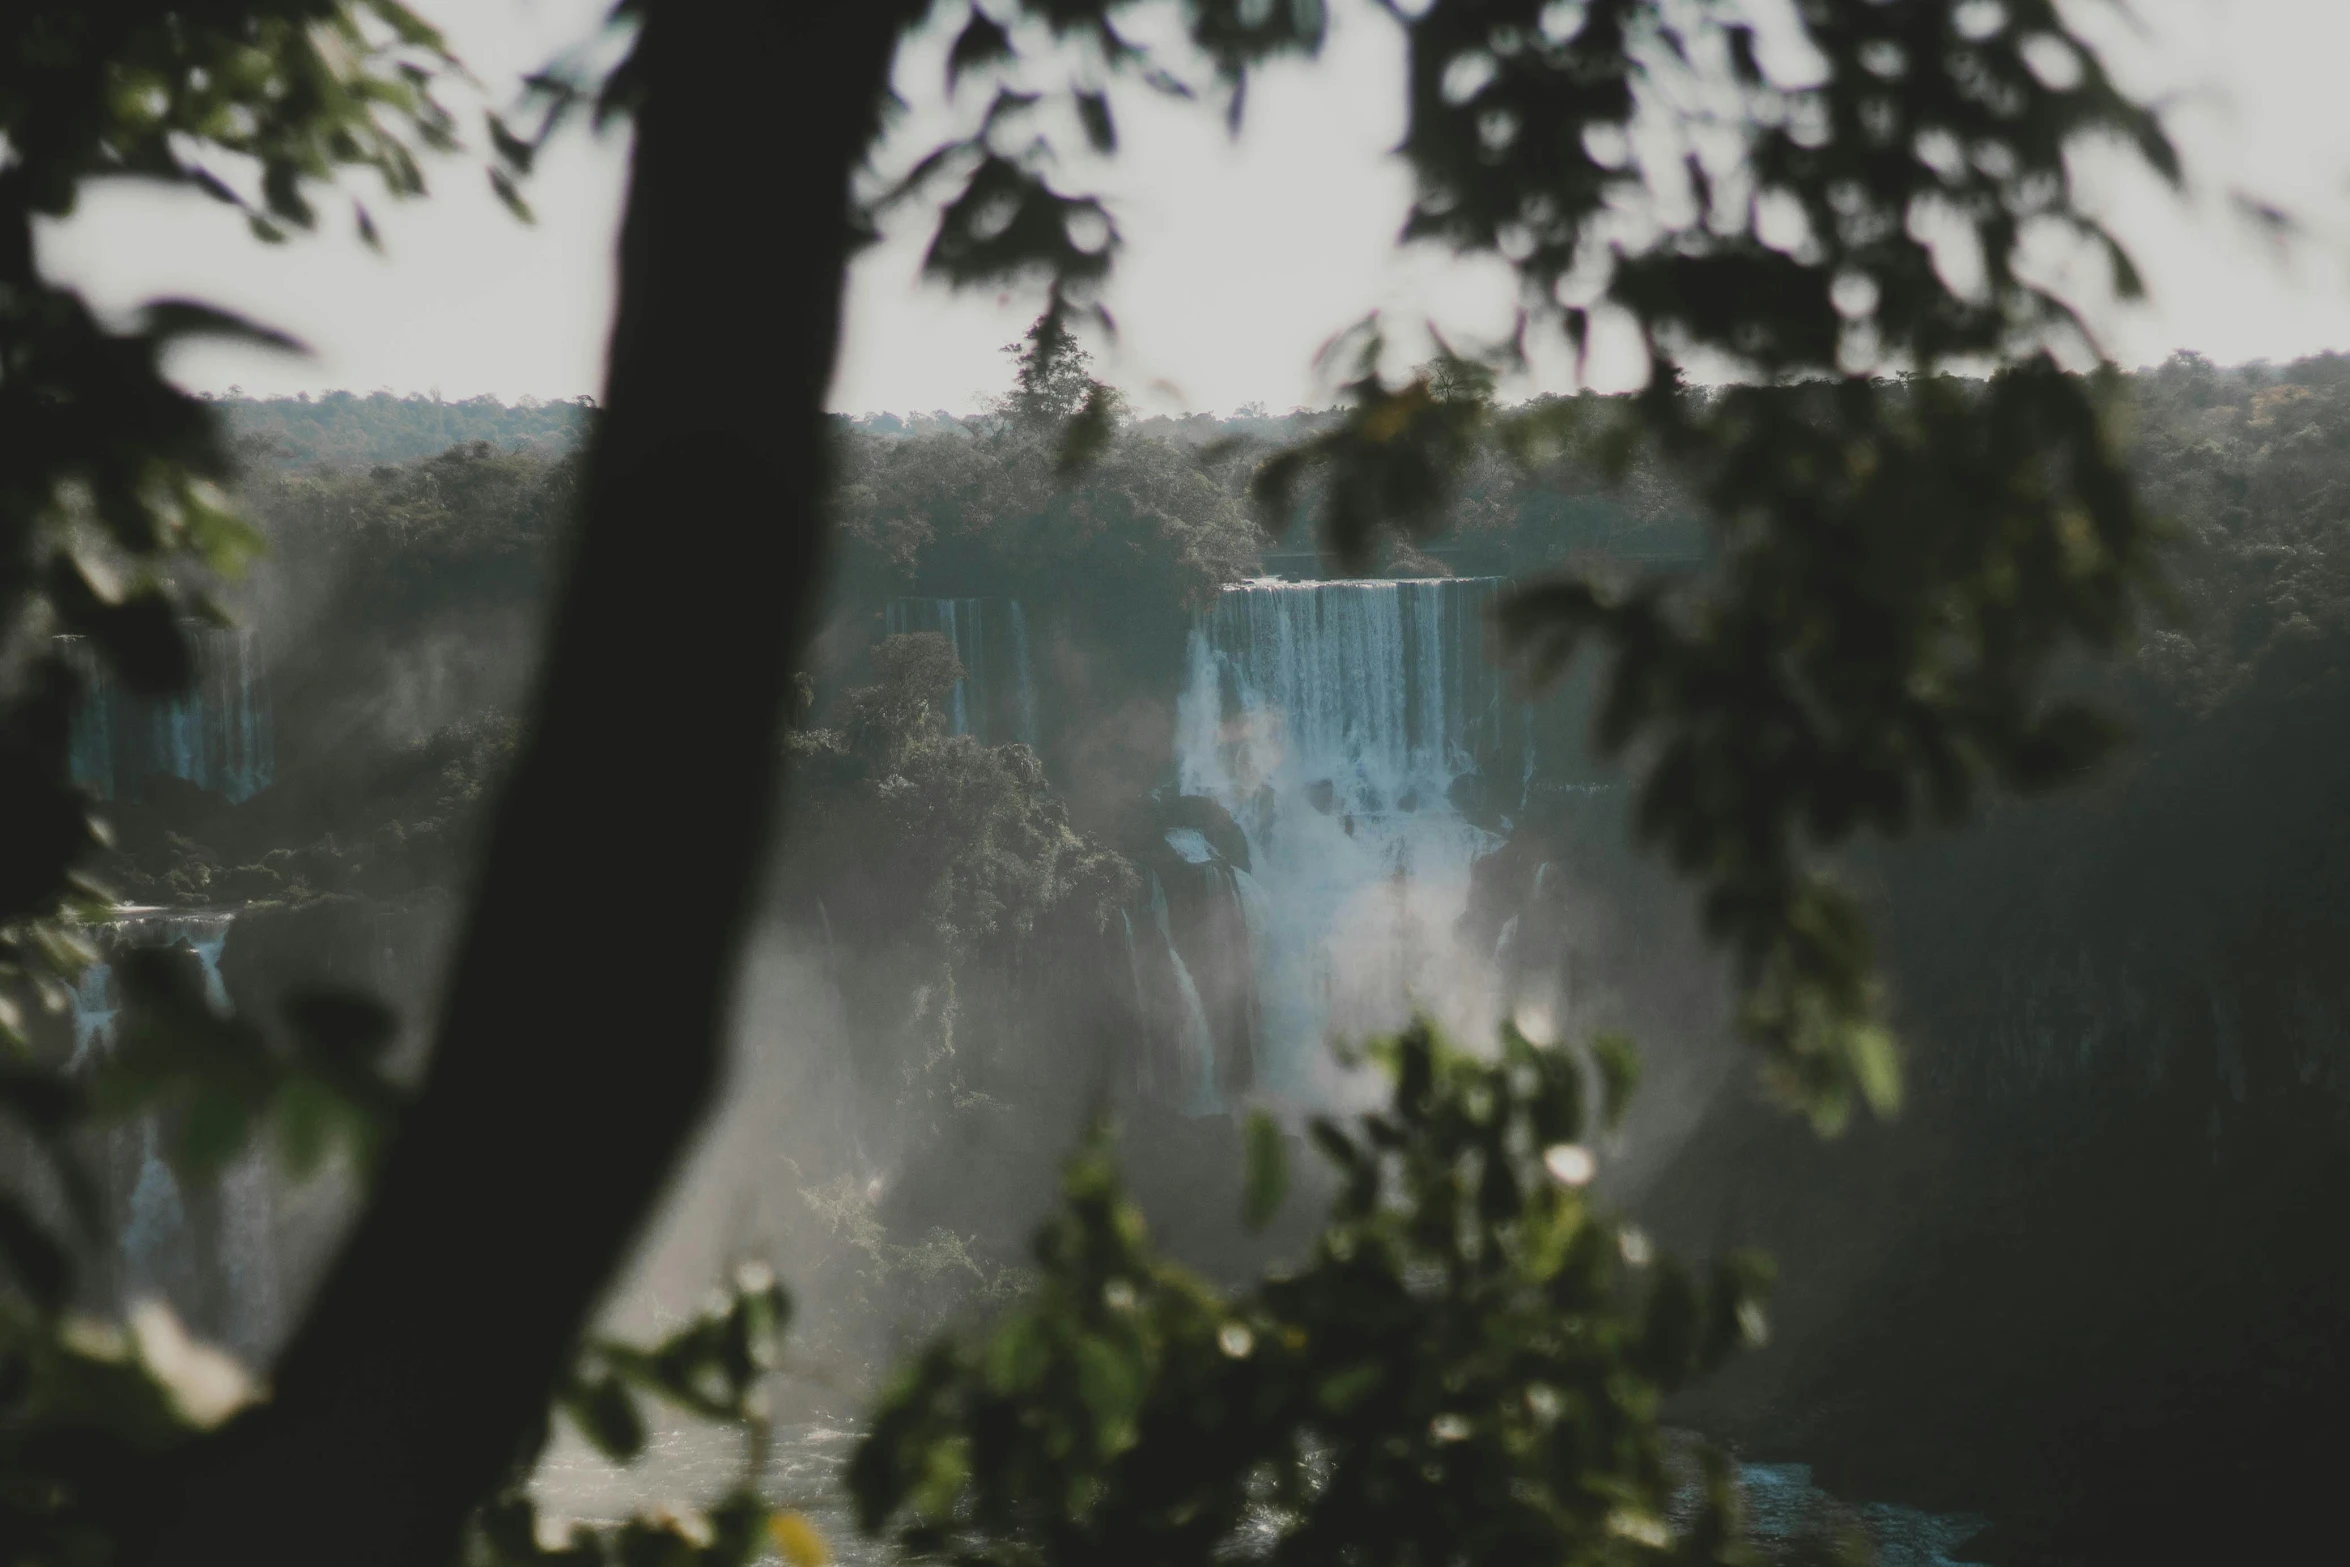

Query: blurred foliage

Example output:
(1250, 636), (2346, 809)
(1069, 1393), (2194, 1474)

(1, 0), (513, 1477)
(0, 0), (549, 1343)
(100, 951), (405, 1185)
(467, 1267), (790, 1567)
(852, 1019), (1769, 1567)
(0, 939), (405, 1553)
(1493, 366), (2139, 1127)
(0, 0), (491, 1034)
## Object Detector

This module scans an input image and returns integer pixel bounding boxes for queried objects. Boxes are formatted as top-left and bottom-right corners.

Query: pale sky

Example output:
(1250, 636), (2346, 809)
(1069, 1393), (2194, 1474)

(33, 0), (2350, 416)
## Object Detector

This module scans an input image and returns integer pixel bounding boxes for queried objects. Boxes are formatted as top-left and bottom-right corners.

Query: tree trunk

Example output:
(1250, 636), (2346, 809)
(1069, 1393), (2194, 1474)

(146, 2), (916, 1560)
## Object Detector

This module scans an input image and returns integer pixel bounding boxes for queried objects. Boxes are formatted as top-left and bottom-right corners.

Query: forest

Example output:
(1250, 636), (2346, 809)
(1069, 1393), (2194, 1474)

(44, 345), (2350, 1563)
(9, 1), (2320, 1562)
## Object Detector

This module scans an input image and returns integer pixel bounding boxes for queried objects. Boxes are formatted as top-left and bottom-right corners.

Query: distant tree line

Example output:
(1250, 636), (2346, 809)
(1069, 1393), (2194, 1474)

(220, 390), (594, 469)
(216, 348), (2350, 722)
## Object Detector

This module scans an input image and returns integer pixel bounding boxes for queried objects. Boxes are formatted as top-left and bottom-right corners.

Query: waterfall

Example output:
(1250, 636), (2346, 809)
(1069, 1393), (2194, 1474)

(66, 627), (275, 804)
(1148, 871), (1220, 1114)
(883, 597), (1039, 748)
(1494, 914), (1521, 972)
(1233, 867), (1275, 990)
(68, 908), (235, 1069)
(1118, 909), (1150, 1095)
(121, 1118), (192, 1307)
(68, 908), (278, 1354)
(1173, 578), (1529, 1095)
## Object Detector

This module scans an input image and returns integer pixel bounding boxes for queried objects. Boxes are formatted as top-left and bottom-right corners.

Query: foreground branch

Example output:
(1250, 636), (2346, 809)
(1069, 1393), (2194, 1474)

(146, 3), (914, 1560)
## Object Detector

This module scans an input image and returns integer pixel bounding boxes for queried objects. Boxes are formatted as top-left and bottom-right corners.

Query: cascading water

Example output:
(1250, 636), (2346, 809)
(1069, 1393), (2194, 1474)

(68, 909), (279, 1354)
(1174, 578), (1533, 1097)
(68, 909), (235, 1068)
(1119, 910), (1149, 1082)
(65, 626), (275, 804)
(883, 597), (1039, 748)
(1147, 871), (1221, 1114)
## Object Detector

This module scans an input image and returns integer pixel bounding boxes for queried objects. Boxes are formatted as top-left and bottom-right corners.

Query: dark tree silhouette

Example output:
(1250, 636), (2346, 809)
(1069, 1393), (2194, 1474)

(142, 4), (922, 1562)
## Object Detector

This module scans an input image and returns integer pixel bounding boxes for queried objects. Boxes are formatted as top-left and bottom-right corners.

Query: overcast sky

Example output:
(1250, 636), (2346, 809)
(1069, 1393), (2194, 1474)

(34, 0), (2350, 415)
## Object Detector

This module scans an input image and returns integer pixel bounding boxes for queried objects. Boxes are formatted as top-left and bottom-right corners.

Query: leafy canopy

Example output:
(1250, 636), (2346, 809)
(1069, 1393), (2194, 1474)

(853, 1020), (1770, 1567)
(0, 1), (532, 1024)
(0, 0), (508, 1342)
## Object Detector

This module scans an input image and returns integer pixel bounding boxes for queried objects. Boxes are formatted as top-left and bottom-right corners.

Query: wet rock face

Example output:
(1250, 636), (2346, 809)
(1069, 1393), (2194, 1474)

(1158, 792), (1250, 872)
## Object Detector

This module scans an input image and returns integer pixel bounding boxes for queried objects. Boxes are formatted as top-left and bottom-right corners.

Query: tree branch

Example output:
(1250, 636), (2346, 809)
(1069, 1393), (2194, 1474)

(144, 3), (920, 1560)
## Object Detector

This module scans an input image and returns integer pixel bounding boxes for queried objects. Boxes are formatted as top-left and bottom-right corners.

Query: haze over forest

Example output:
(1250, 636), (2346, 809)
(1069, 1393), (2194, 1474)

(14, 3), (2350, 1567)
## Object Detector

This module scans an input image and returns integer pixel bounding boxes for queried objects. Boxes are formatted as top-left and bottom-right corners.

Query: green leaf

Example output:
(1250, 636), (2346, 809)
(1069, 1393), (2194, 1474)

(138, 298), (304, 353)
(947, 6), (1014, 89)
(487, 166), (534, 223)
(1476, 1142), (1522, 1223)
(183, 492), (267, 579)
(275, 1074), (340, 1180)
(1241, 1110), (1287, 1232)
(474, 1495), (543, 1561)
(1074, 1335), (1140, 1452)
(1075, 90), (1117, 154)
(1527, 1054), (1583, 1148)
(1591, 1034), (1639, 1132)
(564, 1374), (647, 1462)
(176, 1083), (261, 1178)
(1848, 1023), (1903, 1118)
(1306, 1117), (1357, 1171)
(485, 110), (536, 174)
(1316, 1362), (1383, 1412)
(986, 1314), (1049, 1393)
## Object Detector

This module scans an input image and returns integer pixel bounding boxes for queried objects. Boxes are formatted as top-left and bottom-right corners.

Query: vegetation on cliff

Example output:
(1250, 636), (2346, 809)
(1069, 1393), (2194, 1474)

(782, 630), (1137, 1122)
